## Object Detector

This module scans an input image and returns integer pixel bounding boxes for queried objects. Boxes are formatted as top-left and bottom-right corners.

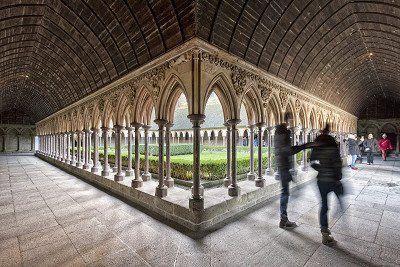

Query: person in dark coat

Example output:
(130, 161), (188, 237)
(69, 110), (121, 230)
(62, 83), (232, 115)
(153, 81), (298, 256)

(347, 134), (361, 170)
(310, 124), (343, 246)
(363, 133), (378, 165)
(275, 123), (313, 229)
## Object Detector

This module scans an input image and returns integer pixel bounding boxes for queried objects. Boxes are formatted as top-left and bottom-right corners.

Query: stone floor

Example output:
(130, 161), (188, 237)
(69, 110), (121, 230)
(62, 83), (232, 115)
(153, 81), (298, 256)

(0, 156), (400, 266)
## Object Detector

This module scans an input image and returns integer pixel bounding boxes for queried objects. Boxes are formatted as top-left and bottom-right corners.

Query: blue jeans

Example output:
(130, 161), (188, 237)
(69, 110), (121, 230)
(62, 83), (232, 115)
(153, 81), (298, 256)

(317, 180), (343, 230)
(351, 154), (357, 167)
(280, 171), (292, 220)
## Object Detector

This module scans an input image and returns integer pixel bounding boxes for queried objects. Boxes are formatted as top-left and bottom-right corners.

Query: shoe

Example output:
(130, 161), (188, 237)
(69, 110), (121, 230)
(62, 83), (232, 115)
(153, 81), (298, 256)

(322, 232), (336, 246)
(367, 163), (370, 165)
(279, 219), (298, 229)
(351, 166), (358, 170)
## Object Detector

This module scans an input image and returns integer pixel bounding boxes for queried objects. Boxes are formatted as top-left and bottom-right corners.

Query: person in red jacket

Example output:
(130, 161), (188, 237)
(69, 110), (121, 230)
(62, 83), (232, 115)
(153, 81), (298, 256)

(378, 133), (393, 161)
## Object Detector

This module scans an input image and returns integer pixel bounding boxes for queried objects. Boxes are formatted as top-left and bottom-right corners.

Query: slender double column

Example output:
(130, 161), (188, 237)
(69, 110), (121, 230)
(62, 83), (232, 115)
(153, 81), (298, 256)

(65, 132), (71, 164)
(91, 128), (100, 173)
(188, 114), (205, 210)
(255, 123), (266, 187)
(56, 133), (61, 160)
(132, 123), (143, 188)
(71, 132), (76, 165)
(101, 127), (111, 176)
(247, 124), (256, 180)
(76, 131), (83, 168)
(164, 123), (174, 187)
(227, 119), (241, 196)
(114, 125), (125, 181)
(289, 127), (298, 176)
(125, 126), (134, 176)
(154, 119), (167, 197)
(223, 123), (231, 187)
(302, 128), (310, 171)
(265, 126), (274, 175)
(83, 130), (91, 170)
(141, 125), (152, 181)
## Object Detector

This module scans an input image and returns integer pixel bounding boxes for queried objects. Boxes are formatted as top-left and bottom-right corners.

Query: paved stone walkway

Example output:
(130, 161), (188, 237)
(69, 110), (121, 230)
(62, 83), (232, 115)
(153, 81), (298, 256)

(0, 155), (399, 266)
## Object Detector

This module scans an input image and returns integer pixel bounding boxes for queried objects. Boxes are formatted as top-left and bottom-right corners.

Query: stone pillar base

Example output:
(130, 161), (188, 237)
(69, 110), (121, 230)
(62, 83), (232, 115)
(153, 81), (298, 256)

(131, 179), (143, 188)
(65, 160), (71, 164)
(289, 168), (298, 177)
(83, 164), (90, 170)
(191, 186), (204, 197)
(228, 185), (240, 196)
(247, 172), (256, 181)
(141, 172), (151, 181)
(101, 170), (110, 177)
(255, 177), (266, 187)
(189, 197), (204, 211)
(114, 173), (125, 181)
(164, 178), (174, 188)
(112, 166), (118, 173)
(91, 166), (99, 173)
(274, 171), (280, 181)
(155, 186), (168, 197)
(265, 168), (273, 176)
(71, 160), (76, 165)
(125, 169), (134, 176)
(223, 177), (231, 187)
(76, 162), (83, 168)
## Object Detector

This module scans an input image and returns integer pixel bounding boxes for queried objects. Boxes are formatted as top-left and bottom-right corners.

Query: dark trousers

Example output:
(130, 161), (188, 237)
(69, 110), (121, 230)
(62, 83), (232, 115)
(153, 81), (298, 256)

(280, 171), (292, 220)
(317, 180), (343, 230)
(366, 151), (374, 163)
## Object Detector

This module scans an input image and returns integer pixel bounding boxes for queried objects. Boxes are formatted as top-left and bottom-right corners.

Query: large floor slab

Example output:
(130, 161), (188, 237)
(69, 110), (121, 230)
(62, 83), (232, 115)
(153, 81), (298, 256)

(0, 155), (399, 266)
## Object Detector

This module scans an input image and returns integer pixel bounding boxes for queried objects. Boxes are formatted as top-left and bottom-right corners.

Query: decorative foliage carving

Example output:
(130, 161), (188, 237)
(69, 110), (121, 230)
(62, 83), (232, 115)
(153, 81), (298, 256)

(295, 99), (301, 112)
(231, 68), (246, 96)
(259, 84), (272, 103)
(279, 90), (288, 110)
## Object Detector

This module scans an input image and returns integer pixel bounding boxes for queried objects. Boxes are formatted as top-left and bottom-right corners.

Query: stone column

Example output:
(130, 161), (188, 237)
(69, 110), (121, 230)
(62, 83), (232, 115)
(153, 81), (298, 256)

(61, 133), (65, 161)
(83, 130), (91, 170)
(255, 123), (265, 187)
(17, 134), (21, 152)
(101, 127), (111, 176)
(132, 123), (143, 188)
(265, 126), (274, 175)
(88, 130), (92, 165)
(76, 131), (83, 167)
(141, 125), (152, 181)
(91, 129), (100, 173)
(302, 128), (310, 171)
(247, 125), (256, 180)
(223, 123), (231, 187)
(154, 119), (167, 197)
(31, 135), (35, 151)
(125, 126), (134, 176)
(228, 119), (241, 196)
(65, 132), (71, 164)
(71, 132), (76, 165)
(290, 127), (298, 176)
(164, 123), (174, 187)
(188, 114), (205, 211)
(114, 125), (125, 181)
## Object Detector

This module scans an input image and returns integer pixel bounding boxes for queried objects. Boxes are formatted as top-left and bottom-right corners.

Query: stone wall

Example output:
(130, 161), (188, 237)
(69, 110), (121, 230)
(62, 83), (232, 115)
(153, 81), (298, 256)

(0, 124), (36, 153)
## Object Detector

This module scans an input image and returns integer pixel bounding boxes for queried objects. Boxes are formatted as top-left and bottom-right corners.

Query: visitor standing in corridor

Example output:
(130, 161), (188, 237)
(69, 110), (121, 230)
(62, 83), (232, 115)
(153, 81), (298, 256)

(363, 133), (378, 165)
(378, 133), (393, 161)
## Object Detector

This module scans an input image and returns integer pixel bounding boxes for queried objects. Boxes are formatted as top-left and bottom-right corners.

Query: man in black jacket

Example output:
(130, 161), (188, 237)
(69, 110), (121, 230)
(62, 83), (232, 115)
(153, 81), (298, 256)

(310, 124), (343, 246)
(275, 123), (312, 229)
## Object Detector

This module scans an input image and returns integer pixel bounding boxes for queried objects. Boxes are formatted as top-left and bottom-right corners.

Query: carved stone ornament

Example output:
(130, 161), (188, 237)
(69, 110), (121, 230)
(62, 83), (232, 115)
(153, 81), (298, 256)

(259, 84), (272, 103)
(279, 90), (288, 110)
(295, 99), (301, 112)
(231, 68), (247, 96)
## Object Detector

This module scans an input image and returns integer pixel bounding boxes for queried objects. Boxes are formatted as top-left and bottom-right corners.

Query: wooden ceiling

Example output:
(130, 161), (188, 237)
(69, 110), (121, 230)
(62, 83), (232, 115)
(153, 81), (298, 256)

(1, 0), (399, 122)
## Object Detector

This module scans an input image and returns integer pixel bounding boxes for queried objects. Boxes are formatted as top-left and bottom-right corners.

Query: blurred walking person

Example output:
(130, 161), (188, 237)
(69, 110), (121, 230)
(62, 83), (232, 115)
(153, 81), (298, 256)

(363, 134), (378, 165)
(378, 133), (393, 161)
(275, 123), (312, 229)
(310, 124), (343, 246)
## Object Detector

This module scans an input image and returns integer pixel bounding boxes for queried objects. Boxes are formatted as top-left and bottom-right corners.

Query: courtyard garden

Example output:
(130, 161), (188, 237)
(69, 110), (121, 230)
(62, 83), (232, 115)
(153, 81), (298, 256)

(94, 144), (308, 182)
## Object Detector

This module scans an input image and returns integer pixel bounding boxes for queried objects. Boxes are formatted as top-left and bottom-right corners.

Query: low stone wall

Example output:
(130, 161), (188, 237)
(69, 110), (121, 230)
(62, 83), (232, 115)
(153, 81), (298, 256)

(37, 153), (314, 234)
